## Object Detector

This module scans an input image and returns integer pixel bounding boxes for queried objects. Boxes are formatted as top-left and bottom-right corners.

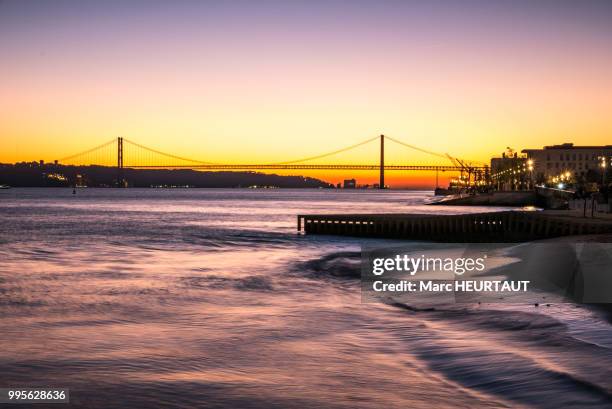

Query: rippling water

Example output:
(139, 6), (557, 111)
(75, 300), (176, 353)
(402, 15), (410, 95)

(1, 188), (611, 409)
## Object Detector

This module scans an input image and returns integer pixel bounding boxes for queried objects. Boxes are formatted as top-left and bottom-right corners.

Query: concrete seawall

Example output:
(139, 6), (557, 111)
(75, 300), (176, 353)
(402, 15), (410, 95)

(430, 188), (573, 209)
(431, 191), (537, 206)
(297, 211), (612, 242)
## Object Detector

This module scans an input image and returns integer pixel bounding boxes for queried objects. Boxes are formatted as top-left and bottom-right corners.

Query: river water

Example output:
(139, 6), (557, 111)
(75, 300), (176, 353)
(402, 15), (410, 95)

(1, 188), (611, 408)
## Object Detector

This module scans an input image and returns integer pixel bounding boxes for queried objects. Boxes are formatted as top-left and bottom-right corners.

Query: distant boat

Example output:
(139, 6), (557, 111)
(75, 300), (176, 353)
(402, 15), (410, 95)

(0, 184), (10, 189)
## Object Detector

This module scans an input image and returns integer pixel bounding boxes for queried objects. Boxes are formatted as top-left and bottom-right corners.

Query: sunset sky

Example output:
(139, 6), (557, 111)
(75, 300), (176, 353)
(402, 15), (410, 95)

(1, 0), (612, 187)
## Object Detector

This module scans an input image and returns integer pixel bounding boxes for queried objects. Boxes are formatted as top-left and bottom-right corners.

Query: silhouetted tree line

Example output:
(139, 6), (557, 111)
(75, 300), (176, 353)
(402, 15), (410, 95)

(0, 163), (334, 188)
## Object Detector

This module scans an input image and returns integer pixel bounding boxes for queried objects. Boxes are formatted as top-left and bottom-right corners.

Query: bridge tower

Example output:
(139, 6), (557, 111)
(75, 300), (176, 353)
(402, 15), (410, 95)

(379, 134), (385, 189)
(117, 137), (124, 187)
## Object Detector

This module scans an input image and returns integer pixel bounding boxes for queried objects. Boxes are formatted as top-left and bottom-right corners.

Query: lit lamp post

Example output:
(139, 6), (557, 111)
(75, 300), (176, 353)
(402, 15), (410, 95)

(527, 159), (534, 189)
(601, 156), (607, 186)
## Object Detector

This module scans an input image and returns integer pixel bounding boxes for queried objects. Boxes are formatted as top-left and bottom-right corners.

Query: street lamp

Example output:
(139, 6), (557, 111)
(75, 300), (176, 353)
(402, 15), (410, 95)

(526, 159), (534, 189)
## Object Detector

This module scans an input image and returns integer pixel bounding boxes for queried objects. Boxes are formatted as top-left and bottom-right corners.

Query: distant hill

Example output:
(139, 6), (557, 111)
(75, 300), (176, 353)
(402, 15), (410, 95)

(0, 163), (334, 188)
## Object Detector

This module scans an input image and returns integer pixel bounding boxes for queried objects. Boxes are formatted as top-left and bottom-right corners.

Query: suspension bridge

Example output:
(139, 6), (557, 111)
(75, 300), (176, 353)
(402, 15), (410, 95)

(55, 135), (489, 188)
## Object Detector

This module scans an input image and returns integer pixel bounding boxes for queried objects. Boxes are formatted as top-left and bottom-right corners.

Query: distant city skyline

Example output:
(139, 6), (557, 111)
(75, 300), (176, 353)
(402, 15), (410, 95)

(2, 0), (612, 187)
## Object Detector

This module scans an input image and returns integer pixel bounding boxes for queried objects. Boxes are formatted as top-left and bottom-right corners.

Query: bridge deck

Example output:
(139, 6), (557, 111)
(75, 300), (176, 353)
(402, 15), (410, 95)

(127, 164), (487, 171)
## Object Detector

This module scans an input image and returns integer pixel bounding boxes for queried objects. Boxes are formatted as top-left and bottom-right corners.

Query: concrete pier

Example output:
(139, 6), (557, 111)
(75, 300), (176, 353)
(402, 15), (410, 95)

(297, 211), (612, 242)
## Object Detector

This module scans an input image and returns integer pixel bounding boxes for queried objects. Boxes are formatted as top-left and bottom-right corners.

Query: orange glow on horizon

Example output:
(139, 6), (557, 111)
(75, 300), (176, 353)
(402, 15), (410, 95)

(2, 2), (612, 188)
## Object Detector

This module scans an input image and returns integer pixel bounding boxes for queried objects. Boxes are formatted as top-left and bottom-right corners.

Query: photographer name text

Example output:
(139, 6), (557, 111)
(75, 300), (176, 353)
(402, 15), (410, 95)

(372, 280), (530, 293)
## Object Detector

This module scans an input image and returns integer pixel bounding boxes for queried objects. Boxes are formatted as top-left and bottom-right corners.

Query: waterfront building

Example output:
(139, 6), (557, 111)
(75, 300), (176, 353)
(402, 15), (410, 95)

(522, 143), (612, 184)
(343, 179), (356, 189)
(490, 149), (530, 191)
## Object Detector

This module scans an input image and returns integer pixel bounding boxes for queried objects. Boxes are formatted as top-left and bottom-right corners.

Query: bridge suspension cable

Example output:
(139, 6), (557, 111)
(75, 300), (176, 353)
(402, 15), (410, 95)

(271, 135), (380, 165)
(122, 138), (218, 165)
(386, 135), (487, 167)
(57, 138), (116, 163)
(384, 135), (448, 159)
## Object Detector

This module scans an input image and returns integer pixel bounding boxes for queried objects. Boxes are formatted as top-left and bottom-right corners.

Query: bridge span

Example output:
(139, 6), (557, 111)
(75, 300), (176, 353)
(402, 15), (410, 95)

(129, 164), (476, 172)
(55, 135), (489, 188)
